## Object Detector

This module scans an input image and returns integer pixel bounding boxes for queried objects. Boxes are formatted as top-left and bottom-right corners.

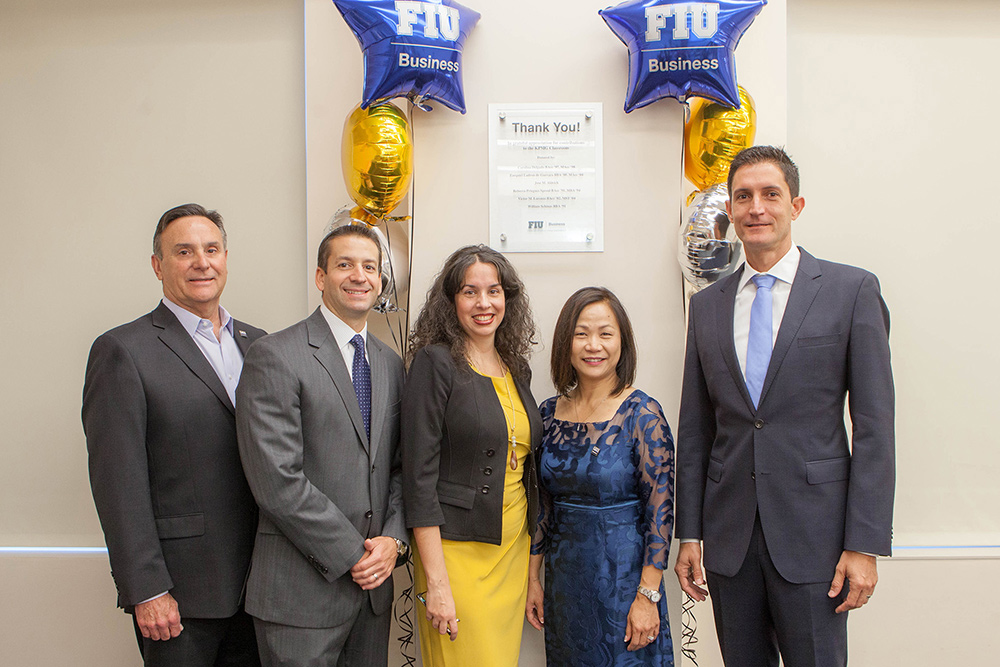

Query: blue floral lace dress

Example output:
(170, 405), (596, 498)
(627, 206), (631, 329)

(533, 390), (675, 666)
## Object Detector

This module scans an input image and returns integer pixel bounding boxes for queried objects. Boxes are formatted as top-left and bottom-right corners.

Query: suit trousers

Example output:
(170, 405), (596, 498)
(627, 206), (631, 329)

(133, 607), (260, 667)
(253, 600), (391, 667)
(706, 515), (848, 667)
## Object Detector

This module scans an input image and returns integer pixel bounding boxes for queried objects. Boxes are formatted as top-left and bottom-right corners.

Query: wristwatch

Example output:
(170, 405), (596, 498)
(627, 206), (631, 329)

(393, 538), (410, 559)
(637, 585), (662, 603)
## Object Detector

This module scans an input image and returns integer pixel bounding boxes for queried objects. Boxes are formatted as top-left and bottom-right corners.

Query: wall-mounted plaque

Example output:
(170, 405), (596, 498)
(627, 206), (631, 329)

(488, 103), (604, 252)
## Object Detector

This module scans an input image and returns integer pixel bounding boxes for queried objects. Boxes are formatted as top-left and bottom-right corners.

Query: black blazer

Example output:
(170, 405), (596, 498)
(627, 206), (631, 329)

(402, 344), (541, 545)
(82, 302), (266, 615)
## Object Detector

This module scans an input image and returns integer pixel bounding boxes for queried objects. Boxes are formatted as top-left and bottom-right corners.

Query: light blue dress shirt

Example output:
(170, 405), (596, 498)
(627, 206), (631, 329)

(161, 298), (244, 407)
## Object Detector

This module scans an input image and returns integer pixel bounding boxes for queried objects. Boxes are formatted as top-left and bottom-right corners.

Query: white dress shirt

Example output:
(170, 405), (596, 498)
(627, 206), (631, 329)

(319, 304), (369, 380)
(733, 244), (801, 380)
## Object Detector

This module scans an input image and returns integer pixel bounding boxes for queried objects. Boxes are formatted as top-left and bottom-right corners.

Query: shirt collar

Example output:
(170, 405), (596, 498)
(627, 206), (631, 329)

(320, 304), (368, 348)
(737, 244), (801, 292)
(161, 297), (233, 337)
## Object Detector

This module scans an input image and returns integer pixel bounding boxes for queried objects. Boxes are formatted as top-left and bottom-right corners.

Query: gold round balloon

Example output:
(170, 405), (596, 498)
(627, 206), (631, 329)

(684, 86), (757, 191)
(342, 102), (413, 217)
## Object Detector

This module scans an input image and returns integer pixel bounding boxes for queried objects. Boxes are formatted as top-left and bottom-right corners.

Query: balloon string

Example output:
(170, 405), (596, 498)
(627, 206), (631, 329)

(403, 101), (415, 358)
(680, 592), (700, 665)
(378, 215), (408, 352)
(394, 555), (417, 666)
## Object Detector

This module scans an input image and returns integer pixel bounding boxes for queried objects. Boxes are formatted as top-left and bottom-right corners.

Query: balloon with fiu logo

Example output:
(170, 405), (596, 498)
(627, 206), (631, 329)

(684, 85), (757, 190)
(599, 0), (766, 112)
(342, 101), (413, 218)
(333, 0), (481, 113)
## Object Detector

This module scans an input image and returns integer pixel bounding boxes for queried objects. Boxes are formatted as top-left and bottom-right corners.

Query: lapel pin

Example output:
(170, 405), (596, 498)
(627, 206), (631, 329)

(239, 330), (248, 338)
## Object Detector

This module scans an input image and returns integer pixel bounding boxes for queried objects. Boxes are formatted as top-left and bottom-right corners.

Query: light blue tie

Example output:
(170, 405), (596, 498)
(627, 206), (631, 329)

(745, 274), (777, 408)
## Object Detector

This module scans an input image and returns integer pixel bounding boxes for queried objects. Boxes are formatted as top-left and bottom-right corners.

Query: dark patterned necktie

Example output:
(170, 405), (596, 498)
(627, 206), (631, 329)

(350, 334), (371, 439)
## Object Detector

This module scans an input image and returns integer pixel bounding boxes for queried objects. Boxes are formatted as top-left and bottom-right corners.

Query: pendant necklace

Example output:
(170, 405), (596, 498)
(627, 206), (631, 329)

(500, 365), (519, 471)
(574, 390), (611, 457)
(469, 350), (519, 470)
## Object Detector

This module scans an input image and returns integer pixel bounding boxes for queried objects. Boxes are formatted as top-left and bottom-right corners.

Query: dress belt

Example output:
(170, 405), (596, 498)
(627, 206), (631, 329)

(552, 499), (642, 511)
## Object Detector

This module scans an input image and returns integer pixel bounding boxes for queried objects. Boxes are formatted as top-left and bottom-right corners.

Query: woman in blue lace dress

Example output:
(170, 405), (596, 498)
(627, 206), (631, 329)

(526, 287), (674, 666)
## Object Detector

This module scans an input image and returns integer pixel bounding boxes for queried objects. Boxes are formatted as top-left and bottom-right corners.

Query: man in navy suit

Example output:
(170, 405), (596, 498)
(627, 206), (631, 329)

(674, 146), (895, 666)
(83, 203), (265, 666)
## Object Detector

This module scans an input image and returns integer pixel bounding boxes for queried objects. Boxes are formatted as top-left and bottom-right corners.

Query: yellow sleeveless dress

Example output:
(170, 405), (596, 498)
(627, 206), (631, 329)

(413, 370), (531, 667)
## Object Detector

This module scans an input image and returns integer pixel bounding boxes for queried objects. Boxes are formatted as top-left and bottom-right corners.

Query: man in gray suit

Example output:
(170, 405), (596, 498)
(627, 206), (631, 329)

(236, 224), (407, 666)
(83, 203), (265, 666)
(674, 146), (895, 666)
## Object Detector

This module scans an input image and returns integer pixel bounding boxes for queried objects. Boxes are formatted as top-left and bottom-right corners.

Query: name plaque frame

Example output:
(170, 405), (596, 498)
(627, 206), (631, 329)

(488, 102), (604, 253)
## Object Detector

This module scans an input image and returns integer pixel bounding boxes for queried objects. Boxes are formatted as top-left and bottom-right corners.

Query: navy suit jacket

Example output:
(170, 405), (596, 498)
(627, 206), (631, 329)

(676, 248), (895, 584)
(83, 301), (266, 615)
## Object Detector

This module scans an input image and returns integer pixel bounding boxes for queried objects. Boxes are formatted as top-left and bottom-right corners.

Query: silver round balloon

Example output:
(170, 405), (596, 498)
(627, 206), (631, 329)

(326, 206), (409, 313)
(677, 183), (743, 293)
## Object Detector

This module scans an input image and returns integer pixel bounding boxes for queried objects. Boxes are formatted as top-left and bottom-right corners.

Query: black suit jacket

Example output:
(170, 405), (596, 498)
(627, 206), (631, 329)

(676, 249), (895, 583)
(82, 301), (266, 616)
(402, 344), (541, 545)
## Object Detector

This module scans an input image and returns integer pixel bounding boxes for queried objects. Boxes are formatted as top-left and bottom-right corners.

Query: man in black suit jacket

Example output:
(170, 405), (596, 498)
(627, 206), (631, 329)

(674, 147), (895, 666)
(83, 203), (266, 666)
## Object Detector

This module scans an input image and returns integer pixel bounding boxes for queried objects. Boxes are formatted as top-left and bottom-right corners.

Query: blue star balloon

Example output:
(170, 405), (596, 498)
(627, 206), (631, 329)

(600, 0), (766, 112)
(333, 0), (480, 114)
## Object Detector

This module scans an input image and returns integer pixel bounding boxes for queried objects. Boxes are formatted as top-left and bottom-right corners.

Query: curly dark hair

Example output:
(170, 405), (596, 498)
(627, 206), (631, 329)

(407, 245), (537, 379)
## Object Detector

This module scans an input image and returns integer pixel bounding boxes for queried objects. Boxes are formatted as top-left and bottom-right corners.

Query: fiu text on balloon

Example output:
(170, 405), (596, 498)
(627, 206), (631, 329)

(395, 1), (462, 39)
(644, 3), (720, 41)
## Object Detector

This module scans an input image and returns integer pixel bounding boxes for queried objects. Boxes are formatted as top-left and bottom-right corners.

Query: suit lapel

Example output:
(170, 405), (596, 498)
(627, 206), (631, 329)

(307, 308), (369, 451)
(367, 336), (388, 457)
(715, 268), (756, 413)
(152, 303), (235, 414)
(232, 319), (259, 356)
(758, 248), (823, 408)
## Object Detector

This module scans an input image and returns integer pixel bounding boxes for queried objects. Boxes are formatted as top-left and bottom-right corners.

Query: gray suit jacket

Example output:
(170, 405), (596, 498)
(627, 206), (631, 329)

(236, 307), (405, 628)
(676, 248), (895, 584)
(82, 301), (265, 616)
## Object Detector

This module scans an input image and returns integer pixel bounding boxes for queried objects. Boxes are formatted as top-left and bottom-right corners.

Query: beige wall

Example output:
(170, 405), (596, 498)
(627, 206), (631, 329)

(0, 0), (306, 664)
(788, 0), (1000, 548)
(2, 0), (998, 665)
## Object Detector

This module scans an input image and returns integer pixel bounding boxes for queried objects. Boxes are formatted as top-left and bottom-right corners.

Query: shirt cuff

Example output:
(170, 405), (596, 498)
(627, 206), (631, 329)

(139, 591), (168, 604)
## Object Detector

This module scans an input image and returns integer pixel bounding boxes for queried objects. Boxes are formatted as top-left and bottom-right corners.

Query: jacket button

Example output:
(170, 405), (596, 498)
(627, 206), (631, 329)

(371, 464), (376, 473)
(483, 467), (493, 476)
(751, 472), (756, 480)
(365, 510), (373, 519)
(486, 449), (496, 457)
(754, 419), (764, 429)
(481, 485), (490, 494)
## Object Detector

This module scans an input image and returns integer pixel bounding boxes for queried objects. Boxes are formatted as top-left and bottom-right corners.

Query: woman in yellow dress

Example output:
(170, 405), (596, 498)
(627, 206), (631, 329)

(402, 245), (540, 666)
